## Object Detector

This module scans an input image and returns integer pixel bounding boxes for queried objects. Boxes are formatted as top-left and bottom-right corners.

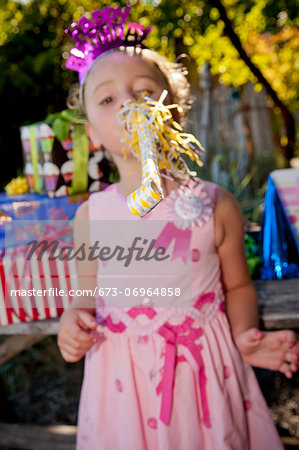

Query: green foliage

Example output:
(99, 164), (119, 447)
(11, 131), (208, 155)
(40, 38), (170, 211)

(225, 164), (266, 224)
(140, 0), (299, 111)
(0, 0), (297, 190)
(1, 0), (297, 107)
(207, 154), (267, 225)
(244, 233), (261, 276)
(46, 108), (81, 140)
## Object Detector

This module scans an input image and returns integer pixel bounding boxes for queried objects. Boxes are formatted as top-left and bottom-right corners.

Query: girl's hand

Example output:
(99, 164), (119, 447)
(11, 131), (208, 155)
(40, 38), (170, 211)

(58, 309), (99, 362)
(235, 328), (299, 379)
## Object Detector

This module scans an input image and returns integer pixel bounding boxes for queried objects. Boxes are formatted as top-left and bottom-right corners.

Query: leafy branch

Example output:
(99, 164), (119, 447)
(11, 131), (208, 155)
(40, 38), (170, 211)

(209, 0), (296, 161)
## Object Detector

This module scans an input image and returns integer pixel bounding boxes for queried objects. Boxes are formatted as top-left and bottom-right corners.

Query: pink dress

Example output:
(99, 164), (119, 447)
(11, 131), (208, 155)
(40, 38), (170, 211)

(77, 180), (283, 450)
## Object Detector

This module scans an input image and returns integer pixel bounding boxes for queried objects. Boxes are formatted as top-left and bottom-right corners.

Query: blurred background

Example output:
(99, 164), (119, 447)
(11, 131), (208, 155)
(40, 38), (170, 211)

(0, 0), (298, 225)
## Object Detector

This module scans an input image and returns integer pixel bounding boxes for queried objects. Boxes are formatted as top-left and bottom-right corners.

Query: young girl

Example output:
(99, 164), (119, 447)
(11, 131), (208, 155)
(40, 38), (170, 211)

(58, 7), (298, 449)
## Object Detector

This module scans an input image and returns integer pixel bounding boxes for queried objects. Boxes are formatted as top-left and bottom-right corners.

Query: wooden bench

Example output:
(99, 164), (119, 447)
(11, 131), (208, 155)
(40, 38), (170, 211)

(0, 423), (77, 450)
(254, 278), (299, 329)
(0, 423), (298, 450)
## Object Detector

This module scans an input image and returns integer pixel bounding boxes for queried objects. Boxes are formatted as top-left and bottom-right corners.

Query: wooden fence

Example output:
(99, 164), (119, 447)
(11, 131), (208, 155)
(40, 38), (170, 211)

(186, 62), (277, 187)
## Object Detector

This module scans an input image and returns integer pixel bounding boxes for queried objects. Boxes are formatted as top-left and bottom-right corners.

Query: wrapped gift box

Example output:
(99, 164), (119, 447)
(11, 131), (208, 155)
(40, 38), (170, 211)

(0, 234), (79, 326)
(0, 193), (85, 326)
(20, 119), (111, 197)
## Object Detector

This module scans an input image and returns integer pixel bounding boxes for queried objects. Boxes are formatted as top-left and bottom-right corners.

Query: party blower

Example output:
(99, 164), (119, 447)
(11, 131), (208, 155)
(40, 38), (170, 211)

(118, 90), (205, 217)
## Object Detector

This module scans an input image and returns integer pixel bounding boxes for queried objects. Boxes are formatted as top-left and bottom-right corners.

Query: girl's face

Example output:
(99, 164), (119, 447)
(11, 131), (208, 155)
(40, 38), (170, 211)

(84, 51), (170, 158)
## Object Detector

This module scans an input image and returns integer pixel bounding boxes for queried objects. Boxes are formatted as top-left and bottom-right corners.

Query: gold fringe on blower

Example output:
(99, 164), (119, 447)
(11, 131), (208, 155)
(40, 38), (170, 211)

(117, 90), (204, 217)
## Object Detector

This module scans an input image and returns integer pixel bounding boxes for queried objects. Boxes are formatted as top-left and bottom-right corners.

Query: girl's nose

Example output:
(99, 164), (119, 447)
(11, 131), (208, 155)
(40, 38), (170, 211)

(119, 91), (136, 109)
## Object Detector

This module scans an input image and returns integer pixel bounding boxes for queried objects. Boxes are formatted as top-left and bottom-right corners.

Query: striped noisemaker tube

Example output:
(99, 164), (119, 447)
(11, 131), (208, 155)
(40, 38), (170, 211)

(126, 111), (164, 217)
(117, 90), (204, 217)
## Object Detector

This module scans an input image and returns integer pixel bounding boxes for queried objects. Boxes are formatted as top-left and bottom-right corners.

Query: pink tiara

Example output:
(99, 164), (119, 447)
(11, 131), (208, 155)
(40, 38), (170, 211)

(65, 6), (151, 82)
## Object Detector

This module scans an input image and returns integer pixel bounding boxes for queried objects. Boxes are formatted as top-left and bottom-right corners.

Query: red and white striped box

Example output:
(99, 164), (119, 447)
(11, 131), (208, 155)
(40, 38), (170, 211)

(0, 242), (79, 326)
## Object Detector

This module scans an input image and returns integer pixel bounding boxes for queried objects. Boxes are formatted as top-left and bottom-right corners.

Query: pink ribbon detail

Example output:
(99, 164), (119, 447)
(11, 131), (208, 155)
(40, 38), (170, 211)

(157, 322), (211, 428)
(194, 292), (215, 310)
(99, 306), (212, 428)
(156, 326), (177, 425)
(153, 222), (191, 264)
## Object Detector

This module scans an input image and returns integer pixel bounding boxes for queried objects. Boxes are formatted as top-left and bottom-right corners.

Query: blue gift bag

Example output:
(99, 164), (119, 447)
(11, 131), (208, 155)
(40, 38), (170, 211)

(260, 175), (299, 279)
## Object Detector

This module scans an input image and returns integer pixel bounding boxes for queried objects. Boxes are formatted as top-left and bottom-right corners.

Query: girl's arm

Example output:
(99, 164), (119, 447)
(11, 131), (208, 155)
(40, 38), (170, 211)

(58, 201), (99, 362)
(215, 188), (299, 378)
(215, 188), (259, 340)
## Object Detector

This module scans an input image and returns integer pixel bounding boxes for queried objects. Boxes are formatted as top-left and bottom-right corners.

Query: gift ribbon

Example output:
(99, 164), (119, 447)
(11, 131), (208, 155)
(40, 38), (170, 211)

(69, 120), (89, 195)
(154, 222), (191, 264)
(157, 322), (211, 428)
(29, 125), (41, 194)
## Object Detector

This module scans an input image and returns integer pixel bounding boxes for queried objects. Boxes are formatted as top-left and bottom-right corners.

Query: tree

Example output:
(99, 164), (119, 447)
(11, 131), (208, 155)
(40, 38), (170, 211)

(141, 0), (298, 160)
(209, 0), (296, 160)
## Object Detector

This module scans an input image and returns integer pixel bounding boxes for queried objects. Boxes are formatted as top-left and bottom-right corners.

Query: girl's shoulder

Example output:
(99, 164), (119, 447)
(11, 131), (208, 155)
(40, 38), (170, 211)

(215, 186), (242, 216)
(197, 179), (240, 214)
(74, 199), (89, 220)
(193, 178), (220, 207)
(89, 183), (126, 221)
(89, 183), (116, 202)
(214, 186), (244, 248)
(199, 178), (219, 193)
(74, 184), (116, 222)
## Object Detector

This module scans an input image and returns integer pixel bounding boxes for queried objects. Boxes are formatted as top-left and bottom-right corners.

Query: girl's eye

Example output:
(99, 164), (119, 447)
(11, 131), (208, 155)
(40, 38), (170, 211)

(100, 96), (113, 105)
(136, 89), (153, 97)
